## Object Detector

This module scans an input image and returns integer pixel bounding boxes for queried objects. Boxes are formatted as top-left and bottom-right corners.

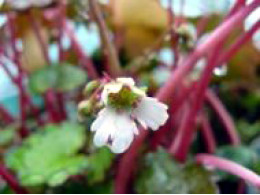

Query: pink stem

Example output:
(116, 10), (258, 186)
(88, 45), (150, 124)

(226, 0), (246, 18)
(115, 1), (258, 192)
(205, 90), (240, 145)
(7, 14), (30, 138)
(63, 21), (99, 79)
(169, 46), (221, 161)
(200, 113), (217, 153)
(27, 11), (51, 65)
(0, 105), (15, 124)
(156, 0), (259, 103)
(44, 90), (61, 123)
(115, 129), (148, 194)
(0, 165), (28, 194)
(0, 59), (44, 126)
(196, 154), (260, 187)
(217, 20), (260, 66)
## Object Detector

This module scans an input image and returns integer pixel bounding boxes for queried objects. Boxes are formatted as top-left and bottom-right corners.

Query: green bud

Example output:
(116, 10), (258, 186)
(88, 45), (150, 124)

(83, 80), (100, 97)
(78, 100), (94, 116)
(107, 86), (140, 110)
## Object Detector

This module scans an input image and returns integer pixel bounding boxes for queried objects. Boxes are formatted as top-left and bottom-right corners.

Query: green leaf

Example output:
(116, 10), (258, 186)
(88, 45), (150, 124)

(237, 120), (260, 143)
(216, 145), (259, 180)
(0, 127), (16, 146)
(29, 64), (87, 94)
(5, 122), (88, 187)
(135, 148), (218, 194)
(87, 147), (114, 184)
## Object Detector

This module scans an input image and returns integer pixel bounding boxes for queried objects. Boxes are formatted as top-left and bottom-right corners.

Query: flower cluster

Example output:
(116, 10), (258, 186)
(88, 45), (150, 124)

(6, 0), (54, 10)
(79, 77), (169, 153)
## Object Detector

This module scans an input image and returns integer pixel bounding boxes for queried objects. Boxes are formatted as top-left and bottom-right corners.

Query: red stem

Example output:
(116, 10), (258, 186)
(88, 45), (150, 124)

(196, 154), (260, 187)
(169, 45), (221, 161)
(0, 165), (28, 194)
(217, 20), (260, 66)
(0, 105), (15, 124)
(199, 113), (217, 154)
(114, 2), (258, 192)
(7, 14), (30, 138)
(0, 58), (44, 126)
(205, 90), (240, 145)
(156, 0), (258, 103)
(63, 21), (99, 79)
(27, 11), (51, 65)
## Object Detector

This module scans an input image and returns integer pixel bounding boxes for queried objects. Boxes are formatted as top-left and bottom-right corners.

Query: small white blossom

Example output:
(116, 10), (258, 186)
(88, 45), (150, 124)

(6, 0), (53, 10)
(91, 77), (168, 153)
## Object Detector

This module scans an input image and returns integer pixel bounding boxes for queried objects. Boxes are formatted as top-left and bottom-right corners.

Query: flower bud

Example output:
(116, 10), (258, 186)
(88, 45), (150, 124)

(78, 100), (94, 117)
(83, 80), (100, 97)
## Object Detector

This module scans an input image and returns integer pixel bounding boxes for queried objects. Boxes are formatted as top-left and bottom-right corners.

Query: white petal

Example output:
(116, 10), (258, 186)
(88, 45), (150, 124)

(33, 0), (53, 7)
(91, 108), (110, 132)
(116, 77), (135, 86)
(110, 112), (136, 153)
(7, 0), (30, 10)
(133, 97), (168, 131)
(93, 109), (117, 146)
(101, 82), (123, 104)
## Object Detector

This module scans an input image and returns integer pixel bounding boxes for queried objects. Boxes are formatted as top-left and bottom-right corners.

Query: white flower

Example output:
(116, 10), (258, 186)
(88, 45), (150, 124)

(91, 77), (168, 153)
(6, 0), (53, 10)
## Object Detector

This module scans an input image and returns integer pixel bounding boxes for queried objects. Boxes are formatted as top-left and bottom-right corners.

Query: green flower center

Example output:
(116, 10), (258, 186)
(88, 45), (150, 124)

(107, 86), (141, 110)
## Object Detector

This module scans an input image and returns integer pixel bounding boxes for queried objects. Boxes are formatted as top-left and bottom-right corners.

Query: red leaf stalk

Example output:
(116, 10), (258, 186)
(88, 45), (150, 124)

(0, 105), (15, 124)
(205, 90), (240, 145)
(199, 113), (217, 154)
(0, 165), (28, 194)
(114, 2), (258, 192)
(196, 154), (260, 187)
(63, 21), (99, 79)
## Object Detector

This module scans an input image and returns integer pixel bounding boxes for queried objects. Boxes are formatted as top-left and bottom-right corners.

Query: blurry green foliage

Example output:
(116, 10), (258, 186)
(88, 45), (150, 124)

(135, 148), (218, 193)
(5, 123), (88, 187)
(87, 147), (114, 184)
(237, 120), (260, 143)
(0, 126), (16, 146)
(29, 63), (87, 94)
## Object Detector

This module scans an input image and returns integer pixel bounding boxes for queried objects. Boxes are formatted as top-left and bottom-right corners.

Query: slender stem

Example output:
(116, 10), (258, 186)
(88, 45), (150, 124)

(205, 89), (240, 145)
(199, 113), (217, 153)
(7, 14), (30, 138)
(217, 20), (260, 66)
(115, 129), (148, 194)
(0, 58), (44, 126)
(226, 0), (246, 18)
(196, 154), (260, 187)
(156, 0), (259, 103)
(0, 105), (15, 124)
(63, 21), (99, 79)
(88, 0), (122, 77)
(0, 165), (28, 194)
(27, 10), (51, 65)
(114, 2), (258, 192)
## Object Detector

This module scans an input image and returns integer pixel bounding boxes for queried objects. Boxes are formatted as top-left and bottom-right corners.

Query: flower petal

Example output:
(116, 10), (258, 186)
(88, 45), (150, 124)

(133, 97), (168, 131)
(110, 113), (136, 153)
(116, 77), (135, 86)
(91, 108), (110, 132)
